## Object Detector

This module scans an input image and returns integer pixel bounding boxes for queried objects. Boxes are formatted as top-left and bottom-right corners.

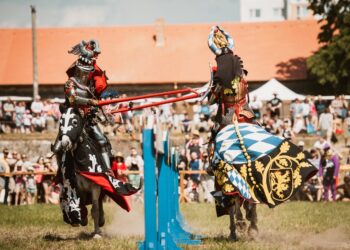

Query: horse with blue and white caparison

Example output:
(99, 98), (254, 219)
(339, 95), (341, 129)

(54, 107), (142, 238)
(210, 121), (317, 241)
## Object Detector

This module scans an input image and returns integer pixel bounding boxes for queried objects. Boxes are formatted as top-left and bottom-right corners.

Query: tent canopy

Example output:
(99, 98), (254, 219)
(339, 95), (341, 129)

(249, 78), (305, 101)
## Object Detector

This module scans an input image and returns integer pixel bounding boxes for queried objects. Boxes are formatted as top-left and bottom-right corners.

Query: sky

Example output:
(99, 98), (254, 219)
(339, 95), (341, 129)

(0, 0), (241, 28)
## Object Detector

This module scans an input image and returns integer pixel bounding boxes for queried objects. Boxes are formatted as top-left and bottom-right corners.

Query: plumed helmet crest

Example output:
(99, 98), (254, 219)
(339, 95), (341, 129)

(208, 26), (234, 56)
(68, 39), (101, 65)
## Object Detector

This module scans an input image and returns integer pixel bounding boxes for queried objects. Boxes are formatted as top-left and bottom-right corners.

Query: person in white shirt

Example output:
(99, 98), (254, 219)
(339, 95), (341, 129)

(125, 148), (144, 187)
(293, 114), (306, 134)
(318, 107), (334, 141)
(32, 114), (46, 132)
(331, 95), (343, 118)
(23, 110), (32, 134)
(301, 99), (311, 122)
(30, 95), (44, 115)
(313, 135), (331, 154)
(249, 95), (263, 119)
(3, 98), (15, 132)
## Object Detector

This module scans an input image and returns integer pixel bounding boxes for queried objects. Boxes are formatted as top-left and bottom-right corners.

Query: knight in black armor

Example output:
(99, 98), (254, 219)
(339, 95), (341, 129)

(53, 39), (113, 172)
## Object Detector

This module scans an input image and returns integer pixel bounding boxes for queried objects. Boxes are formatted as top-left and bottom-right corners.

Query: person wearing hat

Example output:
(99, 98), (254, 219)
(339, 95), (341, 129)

(125, 148), (144, 187)
(319, 149), (340, 201)
(297, 141), (311, 159)
(111, 152), (127, 182)
(186, 130), (203, 160)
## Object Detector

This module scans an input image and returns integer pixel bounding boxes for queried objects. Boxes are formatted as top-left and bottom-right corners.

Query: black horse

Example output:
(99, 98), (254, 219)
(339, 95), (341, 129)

(55, 107), (142, 237)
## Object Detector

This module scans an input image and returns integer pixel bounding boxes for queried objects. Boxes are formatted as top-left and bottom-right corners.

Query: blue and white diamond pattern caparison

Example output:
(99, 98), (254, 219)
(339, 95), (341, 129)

(227, 168), (252, 199)
(214, 123), (283, 164)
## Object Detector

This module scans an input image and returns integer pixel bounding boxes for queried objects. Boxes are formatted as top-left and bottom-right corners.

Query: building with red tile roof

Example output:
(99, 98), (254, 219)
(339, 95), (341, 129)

(0, 20), (321, 96)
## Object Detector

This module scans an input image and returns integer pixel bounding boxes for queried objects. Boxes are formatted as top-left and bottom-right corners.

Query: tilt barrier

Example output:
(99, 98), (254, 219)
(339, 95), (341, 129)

(139, 129), (202, 250)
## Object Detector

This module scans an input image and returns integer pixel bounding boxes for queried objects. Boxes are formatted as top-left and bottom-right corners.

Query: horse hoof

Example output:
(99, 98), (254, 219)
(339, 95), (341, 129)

(248, 225), (258, 240)
(99, 218), (105, 227)
(229, 233), (238, 242)
(93, 233), (102, 239)
(236, 220), (247, 233)
(80, 218), (88, 226)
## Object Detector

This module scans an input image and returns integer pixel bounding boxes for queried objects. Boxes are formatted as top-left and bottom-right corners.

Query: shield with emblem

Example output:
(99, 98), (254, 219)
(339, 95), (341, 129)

(268, 166), (294, 202)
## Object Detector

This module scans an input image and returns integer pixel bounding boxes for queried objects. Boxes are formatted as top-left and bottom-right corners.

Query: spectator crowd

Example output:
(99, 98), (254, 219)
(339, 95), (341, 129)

(0, 148), (58, 205)
(0, 96), (60, 134)
(1, 92), (350, 205)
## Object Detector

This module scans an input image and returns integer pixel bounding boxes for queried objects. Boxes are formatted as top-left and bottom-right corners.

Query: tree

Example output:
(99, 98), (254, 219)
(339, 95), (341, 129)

(307, 0), (350, 93)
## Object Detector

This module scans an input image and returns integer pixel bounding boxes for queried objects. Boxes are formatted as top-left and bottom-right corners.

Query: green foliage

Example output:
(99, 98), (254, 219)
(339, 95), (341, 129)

(308, 0), (350, 43)
(307, 0), (350, 92)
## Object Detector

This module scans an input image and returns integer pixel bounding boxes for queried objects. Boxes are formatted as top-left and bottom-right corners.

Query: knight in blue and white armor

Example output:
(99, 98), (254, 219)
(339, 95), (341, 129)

(206, 26), (317, 217)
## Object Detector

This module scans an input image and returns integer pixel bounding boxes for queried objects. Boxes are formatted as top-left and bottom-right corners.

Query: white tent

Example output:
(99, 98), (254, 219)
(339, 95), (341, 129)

(249, 78), (305, 101)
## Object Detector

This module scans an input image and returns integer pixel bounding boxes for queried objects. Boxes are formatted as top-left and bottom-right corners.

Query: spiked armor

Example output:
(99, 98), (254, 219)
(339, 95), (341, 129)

(207, 26), (255, 131)
(55, 39), (112, 170)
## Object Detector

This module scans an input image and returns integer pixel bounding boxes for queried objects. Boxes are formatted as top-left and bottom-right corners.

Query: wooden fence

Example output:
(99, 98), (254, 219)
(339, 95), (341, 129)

(1, 165), (350, 203)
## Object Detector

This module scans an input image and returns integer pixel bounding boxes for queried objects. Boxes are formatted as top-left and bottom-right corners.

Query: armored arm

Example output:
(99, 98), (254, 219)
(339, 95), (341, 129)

(64, 79), (97, 106)
(208, 83), (222, 105)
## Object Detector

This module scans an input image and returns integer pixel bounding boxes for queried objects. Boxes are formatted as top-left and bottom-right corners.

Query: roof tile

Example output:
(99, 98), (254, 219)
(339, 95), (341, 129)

(0, 20), (320, 85)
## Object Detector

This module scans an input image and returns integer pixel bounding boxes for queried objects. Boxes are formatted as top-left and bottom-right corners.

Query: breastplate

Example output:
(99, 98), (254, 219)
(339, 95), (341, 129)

(75, 86), (92, 99)
(71, 77), (93, 99)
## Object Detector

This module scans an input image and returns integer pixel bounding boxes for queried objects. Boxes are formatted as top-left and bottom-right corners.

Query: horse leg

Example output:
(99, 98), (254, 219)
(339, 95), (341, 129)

(244, 202), (258, 239)
(91, 186), (102, 237)
(98, 193), (105, 227)
(235, 197), (247, 234)
(229, 205), (238, 241)
(79, 192), (88, 226)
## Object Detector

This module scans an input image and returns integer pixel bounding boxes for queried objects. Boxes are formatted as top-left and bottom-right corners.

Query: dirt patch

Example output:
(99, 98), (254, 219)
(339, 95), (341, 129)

(257, 227), (350, 250)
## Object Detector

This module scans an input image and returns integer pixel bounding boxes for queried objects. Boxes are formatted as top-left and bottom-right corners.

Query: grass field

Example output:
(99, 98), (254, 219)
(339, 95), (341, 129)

(0, 202), (349, 250)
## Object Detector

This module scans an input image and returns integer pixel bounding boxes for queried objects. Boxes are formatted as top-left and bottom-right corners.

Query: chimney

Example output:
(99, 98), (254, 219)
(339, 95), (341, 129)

(154, 18), (165, 47)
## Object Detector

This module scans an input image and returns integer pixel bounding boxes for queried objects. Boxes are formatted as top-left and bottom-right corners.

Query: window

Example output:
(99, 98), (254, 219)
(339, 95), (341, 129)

(273, 8), (282, 17)
(297, 5), (308, 18)
(256, 9), (261, 18)
(249, 8), (261, 18)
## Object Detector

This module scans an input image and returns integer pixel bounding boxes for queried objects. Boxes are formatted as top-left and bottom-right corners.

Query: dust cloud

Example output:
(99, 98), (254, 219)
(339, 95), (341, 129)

(106, 202), (144, 237)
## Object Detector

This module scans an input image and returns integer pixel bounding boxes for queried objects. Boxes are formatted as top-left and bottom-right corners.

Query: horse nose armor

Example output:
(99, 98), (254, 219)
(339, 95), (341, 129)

(61, 135), (72, 150)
